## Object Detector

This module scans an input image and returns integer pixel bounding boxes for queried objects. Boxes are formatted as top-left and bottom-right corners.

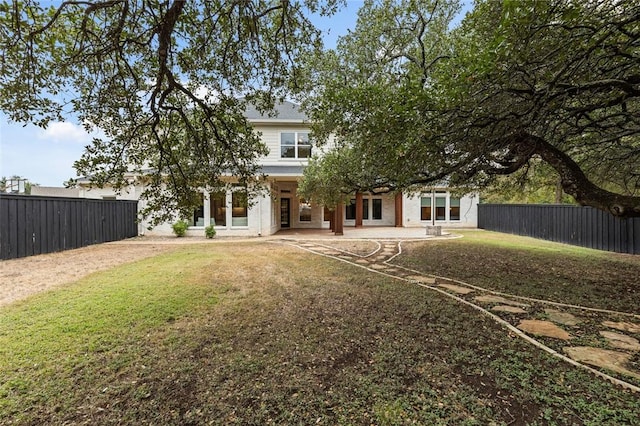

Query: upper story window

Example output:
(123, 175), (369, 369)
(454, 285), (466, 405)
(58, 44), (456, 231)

(281, 132), (311, 159)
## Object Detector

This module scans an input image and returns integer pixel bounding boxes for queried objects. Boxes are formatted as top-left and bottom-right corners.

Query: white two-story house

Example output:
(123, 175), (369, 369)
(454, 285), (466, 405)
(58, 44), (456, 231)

(78, 101), (478, 236)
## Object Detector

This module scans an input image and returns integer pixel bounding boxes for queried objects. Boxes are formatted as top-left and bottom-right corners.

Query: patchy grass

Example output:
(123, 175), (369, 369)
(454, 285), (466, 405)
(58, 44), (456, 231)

(397, 230), (640, 314)
(319, 240), (380, 256)
(1, 241), (639, 425)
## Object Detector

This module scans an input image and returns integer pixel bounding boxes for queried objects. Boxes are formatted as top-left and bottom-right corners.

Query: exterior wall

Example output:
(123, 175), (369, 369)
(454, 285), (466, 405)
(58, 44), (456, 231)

(254, 123), (335, 166)
(71, 104), (479, 235)
(31, 186), (81, 198)
(70, 181), (478, 236)
(274, 181), (328, 230)
(254, 123), (312, 166)
(179, 188), (271, 238)
(73, 183), (273, 237)
(403, 190), (478, 228)
(268, 181), (281, 235)
(457, 194), (479, 227)
(78, 185), (139, 201)
(343, 193), (396, 227)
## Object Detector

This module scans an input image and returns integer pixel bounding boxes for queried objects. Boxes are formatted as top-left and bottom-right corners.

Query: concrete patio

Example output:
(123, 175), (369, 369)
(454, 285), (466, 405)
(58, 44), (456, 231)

(274, 226), (475, 240)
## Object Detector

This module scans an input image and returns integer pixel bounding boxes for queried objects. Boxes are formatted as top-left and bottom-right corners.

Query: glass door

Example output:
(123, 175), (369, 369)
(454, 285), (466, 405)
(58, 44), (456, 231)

(280, 198), (290, 228)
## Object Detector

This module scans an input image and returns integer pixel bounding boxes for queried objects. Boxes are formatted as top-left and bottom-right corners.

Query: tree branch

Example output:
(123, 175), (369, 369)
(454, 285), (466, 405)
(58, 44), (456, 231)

(521, 132), (640, 217)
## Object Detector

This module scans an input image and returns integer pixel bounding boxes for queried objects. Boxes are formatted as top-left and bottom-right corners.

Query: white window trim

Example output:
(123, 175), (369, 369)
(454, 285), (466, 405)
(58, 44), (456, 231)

(420, 191), (460, 222)
(230, 188), (249, 229)
(280, 131), (311, 160)
(189, 189), (250, 230)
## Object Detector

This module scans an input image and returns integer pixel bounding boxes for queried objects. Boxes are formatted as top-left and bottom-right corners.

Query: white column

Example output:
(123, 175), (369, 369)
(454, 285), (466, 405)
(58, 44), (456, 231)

(203, 192), (211, 226)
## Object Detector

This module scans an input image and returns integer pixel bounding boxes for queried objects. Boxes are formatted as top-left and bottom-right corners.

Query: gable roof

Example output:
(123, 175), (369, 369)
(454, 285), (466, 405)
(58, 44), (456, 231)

(244, 100), (308, 123)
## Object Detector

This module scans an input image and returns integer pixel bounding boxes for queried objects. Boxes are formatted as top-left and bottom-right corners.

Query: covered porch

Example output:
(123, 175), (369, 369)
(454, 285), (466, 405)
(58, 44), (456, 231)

(274, 224), (455, 240)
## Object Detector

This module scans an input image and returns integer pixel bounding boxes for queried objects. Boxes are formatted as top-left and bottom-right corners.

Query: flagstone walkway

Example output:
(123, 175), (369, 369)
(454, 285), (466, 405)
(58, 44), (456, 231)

(279, 237), (640, 393)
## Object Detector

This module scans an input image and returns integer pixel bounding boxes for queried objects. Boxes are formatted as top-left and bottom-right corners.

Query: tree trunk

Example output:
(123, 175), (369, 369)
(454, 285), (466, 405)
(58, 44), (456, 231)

(555, 178), (563, 204)
(334, 202), (344, 236)
(524, 133), (640, 218)
(355, 192), (363, 227)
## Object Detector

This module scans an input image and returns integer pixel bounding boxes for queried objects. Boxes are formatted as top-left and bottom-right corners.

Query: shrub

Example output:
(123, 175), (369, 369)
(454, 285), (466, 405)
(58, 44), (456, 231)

(205, 225), (216, 239)
(171, 220), (189, 237)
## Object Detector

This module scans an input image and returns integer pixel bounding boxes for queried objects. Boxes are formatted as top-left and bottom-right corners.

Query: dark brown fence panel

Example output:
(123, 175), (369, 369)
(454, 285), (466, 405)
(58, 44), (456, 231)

(0, 194), (138, 260)
(478, 204), (640, 255)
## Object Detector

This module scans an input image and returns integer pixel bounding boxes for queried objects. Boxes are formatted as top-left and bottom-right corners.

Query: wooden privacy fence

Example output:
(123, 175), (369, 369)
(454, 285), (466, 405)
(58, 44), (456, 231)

(0, 194), (138, 260)
(478, 204), (640, 254)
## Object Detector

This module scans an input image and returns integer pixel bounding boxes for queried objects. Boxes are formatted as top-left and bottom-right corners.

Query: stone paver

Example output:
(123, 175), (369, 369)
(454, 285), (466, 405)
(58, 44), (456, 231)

(438, 283), (474, 295)
(474, 295), (530, 308)
(545, 309), (580, 326)
(600, 331), (640, 351)
(369, 264), (388, 270)
(322, 250), (342, 255)
(564, 346), (640, 380)
(517, 319), (572, 340)
(406, 275), (436, 284)
(603, 321), (640, 334)
(492, 305), (527, 314)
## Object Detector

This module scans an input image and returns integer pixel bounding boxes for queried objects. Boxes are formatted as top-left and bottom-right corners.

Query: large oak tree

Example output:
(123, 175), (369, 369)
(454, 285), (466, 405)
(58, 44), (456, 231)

(0, 0), (338, 224)
(302, 0), (640, 217)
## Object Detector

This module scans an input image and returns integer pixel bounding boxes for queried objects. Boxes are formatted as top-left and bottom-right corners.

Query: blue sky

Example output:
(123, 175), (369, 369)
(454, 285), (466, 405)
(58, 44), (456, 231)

(0, 0), (470, 187)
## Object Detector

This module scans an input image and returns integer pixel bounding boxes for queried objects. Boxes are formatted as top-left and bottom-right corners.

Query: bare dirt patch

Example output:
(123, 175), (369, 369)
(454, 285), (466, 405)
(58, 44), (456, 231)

(0, 239), (178, 307)
(316, 240), (380, 256)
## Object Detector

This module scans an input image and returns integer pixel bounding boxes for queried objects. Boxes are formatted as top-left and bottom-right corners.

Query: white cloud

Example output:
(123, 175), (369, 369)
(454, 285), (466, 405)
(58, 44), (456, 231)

(1, 120), (86, 186)
(38, 121), (102, 144)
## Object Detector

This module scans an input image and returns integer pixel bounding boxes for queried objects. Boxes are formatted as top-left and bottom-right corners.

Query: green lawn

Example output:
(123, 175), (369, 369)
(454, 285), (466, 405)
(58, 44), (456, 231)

(1, 239), (639, 425)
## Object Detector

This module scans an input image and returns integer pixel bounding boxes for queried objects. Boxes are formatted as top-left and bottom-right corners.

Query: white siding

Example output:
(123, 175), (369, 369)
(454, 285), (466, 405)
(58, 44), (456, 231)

(180, 189), (268, 238)
(403, 191), (478, 228)
(30, 186), (80, 198)
(253, 124), (313, 165)
(74, 113), (479, 236)
(343, 194), (396, 227)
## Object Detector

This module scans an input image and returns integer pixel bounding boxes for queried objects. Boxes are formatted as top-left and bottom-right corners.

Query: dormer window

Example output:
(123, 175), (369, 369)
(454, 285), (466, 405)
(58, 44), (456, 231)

(281, 132), (311, 159)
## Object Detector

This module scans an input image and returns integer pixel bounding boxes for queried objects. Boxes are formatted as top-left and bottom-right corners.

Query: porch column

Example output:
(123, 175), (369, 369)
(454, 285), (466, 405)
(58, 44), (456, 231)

(395, 193), (403, 227)
(334, 202), (344, 236)
(203, 192), (211, 226)
(329, 208), (334, 232)
(355, 192), (363, 228)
